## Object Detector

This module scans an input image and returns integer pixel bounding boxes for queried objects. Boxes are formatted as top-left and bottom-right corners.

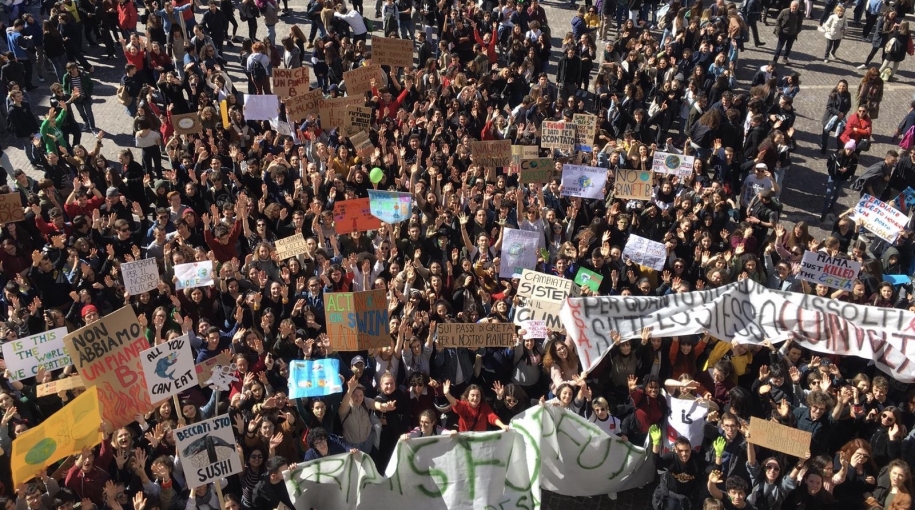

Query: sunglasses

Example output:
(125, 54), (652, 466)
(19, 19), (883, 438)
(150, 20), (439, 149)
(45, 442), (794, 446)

(766, 464), (780, 472)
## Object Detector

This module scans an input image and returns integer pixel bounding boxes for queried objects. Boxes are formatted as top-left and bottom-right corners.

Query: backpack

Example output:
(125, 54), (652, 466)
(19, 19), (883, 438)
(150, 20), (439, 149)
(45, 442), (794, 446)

(363, 14), (374, 32)
(250, 58), (268, 81)
(900, 124), (915, 150)
(116, 84), (132, 105)
(886, 36), (901, 54)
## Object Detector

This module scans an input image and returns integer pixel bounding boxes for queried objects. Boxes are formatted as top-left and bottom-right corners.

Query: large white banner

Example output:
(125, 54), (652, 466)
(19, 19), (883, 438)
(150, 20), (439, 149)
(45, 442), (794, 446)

(500, 229), (541, 278)
(285, 406), (652, 510)
(622, 234), (667, 271)
(852, 194), (908, 243)
(798, 251), (862, 291)
(2, 327), (70, 381)
(560, 165), (607, 199)
(560, 279), (915, 382)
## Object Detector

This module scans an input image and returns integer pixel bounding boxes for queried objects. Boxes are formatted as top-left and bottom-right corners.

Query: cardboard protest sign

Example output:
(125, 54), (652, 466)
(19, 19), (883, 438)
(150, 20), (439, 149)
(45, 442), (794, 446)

(319, 96), (366, 132)
(510, 145), (539, 174)
(121, 258), (159, 296)
(852, 194), (908, 243)
(10, 386), (101, 486)
(243, 94), (280, 121)
(798, 251), (862, 291)
(344, 64), (384, 96)
(333, 198), (382, 234)
(514, 269), (579, 333)
(614, 168), (653, 200)
(574, 267), (603, 292)
(435, 322), (515, 348)
(289, 359), (344, 398)
(275, 234), (308, 261)
(36, 375), (85, 397)
(652, 151), (694, 179)
(500, 228), (540, 278)
(140, 336), (197, 402)
(286, 87), (324, 122)
(172, 112), (202, 135)
(271, 119), (300, 144)
(561, 164), (607, 199)
(195, 352), (233, 389)
(350, 131), (375, 159)
(175, 414), (244, 489)
(541, 121), (575, 152)
(325, 289), (390, 350)
(272, 67), (310, 98)
(622, 234), (667, 271)
(572, 114), (597, 152)
(345, 105), (374, 135)
(371, 36), (414, 67)
(559, 279), (915, 381)
(0, 193), (24, 224)
(748, 417), (811, 458)
(63, 306), (153, 427)
(2, 327), (70, 381)
(519, 158), (554, 184)
(175, 261), (214, 290)
(367, 190), (412, 223)
(471, 140), (512, 167)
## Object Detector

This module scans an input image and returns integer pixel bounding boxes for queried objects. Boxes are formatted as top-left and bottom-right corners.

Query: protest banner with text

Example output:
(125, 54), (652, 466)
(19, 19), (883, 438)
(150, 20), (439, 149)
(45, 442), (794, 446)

(121, 258), (159, 296)
(272, 67), (310, 98)
(63, 307), (153, 427)
(798, 251), (862, 291)
(36, 374), (85, 397)
(471, 140), (512, 167)
(500, 228), (541, 278)
(275, 234), (308, 261)
(435, 322), (516, 348)
(175, 261), (214, 290)
(318, 96), (366, 132)
(852, 194), (908, 243)
(343, 64), (384, 96)
(2, 327), (70, 381)
(345, 105), (374, 135)
(333, 198), (382, 234)
(325, 289), (390, 350)
(350, 131), (375, 159)
(519, 158), (554, 184)
(515, 269), (579, 332)
(140, 336), (197, 402)
(541, 121), (575, 152)
(175, 414), (244, 489)
(748, 417), (811, 458)
(286, 87), (324, 122)
(0, 193), (24, 225)
(510, 145), (539, 174)
(572, 114), (597, 152)
(614, 168), (653, 200)
(371, 36), (414, 67)
(367, 190), (412, 223)
(561, 164), (607, 199)
(651, 151), (694, 178)
(622, 234), (667, 271)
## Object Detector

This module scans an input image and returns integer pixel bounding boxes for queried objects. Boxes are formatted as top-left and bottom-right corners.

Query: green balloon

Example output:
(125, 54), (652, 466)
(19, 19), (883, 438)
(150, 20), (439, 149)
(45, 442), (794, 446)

(369, 167), (384, 184)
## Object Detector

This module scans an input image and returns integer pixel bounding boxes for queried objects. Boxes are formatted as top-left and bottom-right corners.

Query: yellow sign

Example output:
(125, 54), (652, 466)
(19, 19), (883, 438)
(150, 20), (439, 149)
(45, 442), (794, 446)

(11, 386), (101, 486)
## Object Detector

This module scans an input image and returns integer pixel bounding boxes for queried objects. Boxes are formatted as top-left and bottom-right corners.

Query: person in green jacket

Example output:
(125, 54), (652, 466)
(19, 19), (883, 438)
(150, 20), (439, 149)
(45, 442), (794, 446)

(62, 62), (97, 133)
(40, 101), (72, 155)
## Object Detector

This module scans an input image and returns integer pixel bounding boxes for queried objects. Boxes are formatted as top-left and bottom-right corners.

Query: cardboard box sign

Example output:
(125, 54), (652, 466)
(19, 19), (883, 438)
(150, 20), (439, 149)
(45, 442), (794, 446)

(747, 417), (812, 458)
(435, 322), (516, 348)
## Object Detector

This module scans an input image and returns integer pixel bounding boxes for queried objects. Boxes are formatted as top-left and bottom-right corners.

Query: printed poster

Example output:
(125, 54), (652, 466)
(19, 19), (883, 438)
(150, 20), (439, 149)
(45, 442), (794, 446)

(174, 261), (214, 290)
(367, 190), (412, 223)
(140, 335), (197, 402)
(561, 164), (607, 199)
(500, 228), (540, 278)
(288, 359), (344, 398)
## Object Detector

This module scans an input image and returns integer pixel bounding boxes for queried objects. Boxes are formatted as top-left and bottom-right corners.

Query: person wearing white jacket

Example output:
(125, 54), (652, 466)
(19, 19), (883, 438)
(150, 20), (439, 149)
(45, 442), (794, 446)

(822, 5), (847, 62)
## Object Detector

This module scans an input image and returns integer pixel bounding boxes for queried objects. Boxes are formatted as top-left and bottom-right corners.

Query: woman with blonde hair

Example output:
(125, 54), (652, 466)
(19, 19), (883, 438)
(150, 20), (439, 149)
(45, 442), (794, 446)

(821, 5), (847, 62)
(880, 20), (911, 80)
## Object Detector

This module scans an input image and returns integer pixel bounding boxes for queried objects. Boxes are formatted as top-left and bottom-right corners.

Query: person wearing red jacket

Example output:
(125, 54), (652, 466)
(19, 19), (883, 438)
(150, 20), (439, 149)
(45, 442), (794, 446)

(65, 439), (113, 506)
(203, 202), (244, 262)
(116, 0), (137, 36)
(370, 73), (409, 121)
(472, 22), (498, 66)
(63, 182), (104, 219)
(839, 105), (873, 149)
(442, 380), (510, 432)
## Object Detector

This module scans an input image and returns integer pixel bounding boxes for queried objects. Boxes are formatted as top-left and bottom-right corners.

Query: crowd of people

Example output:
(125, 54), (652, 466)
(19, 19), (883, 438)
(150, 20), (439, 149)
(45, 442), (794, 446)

(0, 0), (914, 507)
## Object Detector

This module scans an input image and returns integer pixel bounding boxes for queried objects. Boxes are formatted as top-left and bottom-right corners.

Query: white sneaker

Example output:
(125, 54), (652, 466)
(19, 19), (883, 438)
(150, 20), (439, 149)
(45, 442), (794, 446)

(608, 492), (618, 500)
(857, 63), (867, 69)
(38, 76), (44, 82)
(824, 58), (829, 62)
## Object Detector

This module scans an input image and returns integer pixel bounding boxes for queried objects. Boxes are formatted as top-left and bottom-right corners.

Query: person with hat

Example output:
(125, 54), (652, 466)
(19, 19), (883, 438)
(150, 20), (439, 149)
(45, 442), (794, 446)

(746, 188), (780, 242)
(740, 163), (777, 209)
(820, 139), (860, 221)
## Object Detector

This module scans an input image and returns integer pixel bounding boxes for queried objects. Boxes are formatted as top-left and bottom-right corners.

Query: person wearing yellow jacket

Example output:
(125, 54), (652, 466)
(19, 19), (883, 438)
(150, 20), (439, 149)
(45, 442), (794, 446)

(702, 338), (754, 383)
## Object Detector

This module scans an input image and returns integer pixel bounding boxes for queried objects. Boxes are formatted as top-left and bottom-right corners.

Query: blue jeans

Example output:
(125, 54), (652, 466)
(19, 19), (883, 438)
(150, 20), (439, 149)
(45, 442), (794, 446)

(398, 18), (414, 39)
(823, 175), (846, 214)
(74, 99), (96, 131)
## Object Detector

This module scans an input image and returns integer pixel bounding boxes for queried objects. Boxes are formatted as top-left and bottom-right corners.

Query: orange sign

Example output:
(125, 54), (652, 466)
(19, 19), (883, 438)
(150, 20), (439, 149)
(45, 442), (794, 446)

(333, 198), (381, 234)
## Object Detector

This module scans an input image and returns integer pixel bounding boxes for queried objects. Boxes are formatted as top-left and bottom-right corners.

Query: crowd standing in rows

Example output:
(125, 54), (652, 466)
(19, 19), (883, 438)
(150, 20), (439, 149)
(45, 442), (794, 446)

(1, 0), (915, 508)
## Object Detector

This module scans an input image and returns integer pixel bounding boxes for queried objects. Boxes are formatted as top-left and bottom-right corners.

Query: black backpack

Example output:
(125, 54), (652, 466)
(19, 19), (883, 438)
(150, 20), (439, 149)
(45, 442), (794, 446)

(251, 59), (268, 81)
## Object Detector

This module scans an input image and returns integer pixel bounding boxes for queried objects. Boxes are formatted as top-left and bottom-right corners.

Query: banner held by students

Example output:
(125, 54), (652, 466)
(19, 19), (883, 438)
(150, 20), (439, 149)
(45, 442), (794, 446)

(272, 67), (310, 98)
(852, 194), (908, 243)
(36, 374), (85, 397)
(614, 169), (653, 200)
(2, 327), (70, 381)
(622, 234), (668, 271)
(242, 94), (280, 121)
(798, 251), (862, 291)
(435, 322), (515, 348)
(471, 140), (512, 167)
(121, 258), (159, 296)
(541, 121), (575, 152)
(195, 352), (233, 389)
(175, 414), (244, 489)
(560, 279), (915, 382)
(370, 36), (414, 67)
(343, 64), (384, 96)
(140, 336), (197, 402)
(275, 235), (309, 261)
(289, 359), (344, 399)
(652, 151), (694, 178)
(325, 289), (390, 350)
(500, 228), (540, 278)
(561, 164), (607, 199)
(175, 261), (214, 290)
(333, 198), (382, 234)
(519, 158), (553, 184)
(0, 193), (25, 224)
(367, 190), (412, 223)
(572, 114), (597, 152)
(514, 269), (579, 332)
(574, 267), (603, 292)
(286, 87), (323, 122)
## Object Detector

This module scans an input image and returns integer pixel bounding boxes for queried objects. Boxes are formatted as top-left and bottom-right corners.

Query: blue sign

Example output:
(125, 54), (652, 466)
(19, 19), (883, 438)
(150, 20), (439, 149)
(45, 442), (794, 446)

(367, 190), (412, 223)
(288, 359), (344, 399)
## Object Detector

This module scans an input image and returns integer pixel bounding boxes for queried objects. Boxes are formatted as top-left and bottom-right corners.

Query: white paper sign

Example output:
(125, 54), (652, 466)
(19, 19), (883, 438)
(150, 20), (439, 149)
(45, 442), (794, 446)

(622, 234), (668, 271)
(560, 164), (607, 199)
(500, 228), (541, 278)
(651, 151), (695, 178)
(175, 414), (244, 489)
(520, 320), (547, 339)
(852, 193), (908, 243)
(121, 258), (159, 296)
(174, 261), (214, 290)
(140, 335), (197, 402)
(2, 327), (70, 381)
(560, 279), (915, 382)
(798, 251), (862, 291)
(243, 94), (280, 121)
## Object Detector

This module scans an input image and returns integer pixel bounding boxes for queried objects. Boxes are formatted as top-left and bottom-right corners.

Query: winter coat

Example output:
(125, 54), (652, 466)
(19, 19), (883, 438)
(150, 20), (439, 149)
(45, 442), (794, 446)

(822, 90), (852, 126)
(823, 13), (847, 40)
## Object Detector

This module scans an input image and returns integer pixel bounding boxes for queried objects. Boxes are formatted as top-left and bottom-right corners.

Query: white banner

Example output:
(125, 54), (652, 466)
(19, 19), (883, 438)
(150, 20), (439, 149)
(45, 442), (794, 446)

(560, 165), (607, 199)
(500, 229), (541, 278)
(622, 234), (667, 271)
(2, 327), (70, 381)
(175, 414), (244, 489)
(285, 406), (651, 510)
(651, 151), (694, 178)
(121, 258), (159, 296)
(140, 335), (197, 402)
(852, 194), (908, 243)
(798, 251), (862, 291)
(174, 261), (214, 290)
(560, 279), (915, 382)
(664, 393), (708, 452)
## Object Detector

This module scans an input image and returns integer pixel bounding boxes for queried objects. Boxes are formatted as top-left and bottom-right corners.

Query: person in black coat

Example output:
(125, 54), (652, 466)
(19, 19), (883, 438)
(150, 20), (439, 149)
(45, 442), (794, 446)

(7, 90), (40, 153)
(821, 79), (853, 152)
(201, 1), (228, 53)
(557, 47), (582, 101)
(820, 141), (859, 220)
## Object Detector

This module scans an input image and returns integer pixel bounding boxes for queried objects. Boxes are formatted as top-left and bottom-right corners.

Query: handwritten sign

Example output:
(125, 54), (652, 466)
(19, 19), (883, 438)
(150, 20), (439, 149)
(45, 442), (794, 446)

(471, 140), (512, 167)
(319, 96), (366, 132)
(510, 145), (539, 174)
(622, 234), (667, 271)
(333, 198), (381, 234)
(174, 261), (214, 290)
(194, 352), (233, 388)
(798, 251), (862, 291)
(63, 306), (153, 428)
(852, 194), (908, 243)
(175, 414), (244, 489)
(325, 289), (390, 350)
(286, 87), (323, 122)
(367, 190), (412, 223)
(351, 131), (375, 159)
(515, 269), (579, 333)
(172, 112), (202, 135)
(652, 151), (694, 179)
(748, 416), (811, 458)
(572, 114), (597, 152)
(140, 336), (197, 402)
(272, 67), (310, 99)
(371, 36), (413, 67)
(343, 64), (384, 96)
(614, 168), (653, 200)
(561, 164), (607, 199)
(344, 105), (374, 135)
(435, 322), (516, 348)
(520, 158), (554, 184)
(36, 375), (85, 397)
(0, 193), (24, 224)
(520, 320), (548, 339)
(122, 258), (159, 296)
(2, 327), (70, 381)
(275, 234), (308, 261)
(541, 121), (575, 152)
